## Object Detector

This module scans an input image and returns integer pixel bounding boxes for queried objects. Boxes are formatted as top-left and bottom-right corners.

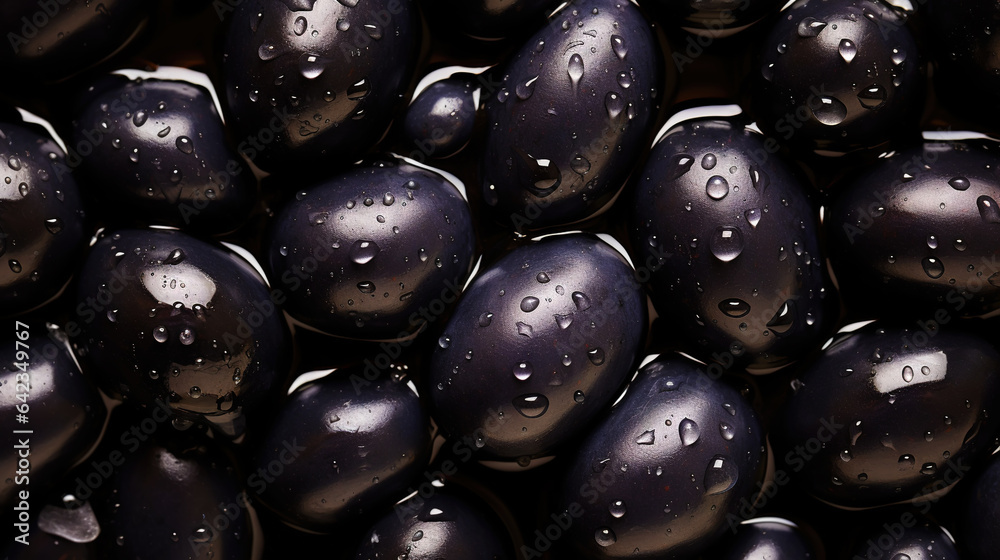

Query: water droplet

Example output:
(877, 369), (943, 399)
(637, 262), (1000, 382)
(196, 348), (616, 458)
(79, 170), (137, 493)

(710, 226), (744, 262)
(767, 300), (796, 335)
(636, 430), (655, 445)
(153, 326), (168, 343)
(350, 239), (380, 264)
(44, 217), (63, 234)
(554, 313), (573, 329)
(516, 76), (538, 100)
(617, 71), (632, 88)
(720, 423), (735, 440)
(704, 455), (738, 495)
(665, 154), (695, 181)
(921, 257), (944, 279)
(478, 312), (493, 327)
(191, 525), (213, 543)
(588, 347), (605, 365)
(291, 15), (308, 35)
(949, 177), (970, 191)
(858, 85), (887, 109)
(347, 78), (372, 100)
(175, 136), (194, 154)
(574, 390), (585, 403)
(744, 208), (761, 228)
(839, 39), (857, 63)
(258, 43), (281, 60)
(920, 462), (937, 475)
(364, 22), (383, 39)
(513, 362), (533, 381)
(679, 418), (700, 446)
(797, 17), (827, 37)
(609, 500), (627, 518)
(718, 298), (750, 318)
(706, 175), (729, 200)
(572, 291), (591, 310)
(513, 394), (549, 418)
(850, 421), (863, 445)
(902, 365), (914, 382)
(595, 527), (617, 547)
(128, 148), (140, 163)
(812, 96), (848, 125)
(567, 54), (585, 87)
(520, 296), (540, 312)
(357, 281), (376, 294)
(977, 195), (1000, 223)
(611, 35), (627, 59)
(891, 48), (906, 65)
(927, 235), (938, 249)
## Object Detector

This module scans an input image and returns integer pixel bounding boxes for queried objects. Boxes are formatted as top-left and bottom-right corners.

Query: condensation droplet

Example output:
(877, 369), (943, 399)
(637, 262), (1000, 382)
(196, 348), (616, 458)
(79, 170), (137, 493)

(679, 418), (700, 446)
(839, 39), (857, 63)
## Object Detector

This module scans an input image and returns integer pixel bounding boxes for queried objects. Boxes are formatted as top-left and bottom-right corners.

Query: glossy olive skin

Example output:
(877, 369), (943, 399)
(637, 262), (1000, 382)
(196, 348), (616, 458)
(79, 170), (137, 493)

(777, 322), (1000, 509)
(70, 76), (257, 234)
(0, 325), (106, 512)
(355, 492), (513, 559)
(421, 0), (559, 40)
(925, 0), (1000, 125)
(850, 517), (960, 560)
(722, 518), (817, 559)
(93, 427), (254, 559)
(0, 120), (87, 317)
(221, 0), (420, 173)
(751, 0), (924, 157)
(629, 116), (834, 370)
(266, 158), (476, 340)
(647, 0), (785, 37)
(429, 234), (647, 462)
(481, 0), (667, 231)
(251, 368), (431, 533)
(961, 453), (1000, 560)
(0, 0), (156, 83)
(828, 139), (1000, 318)
(75, 228), (291, 438)
(403, 76), (478, 159)
(556, 355), (765, 559)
